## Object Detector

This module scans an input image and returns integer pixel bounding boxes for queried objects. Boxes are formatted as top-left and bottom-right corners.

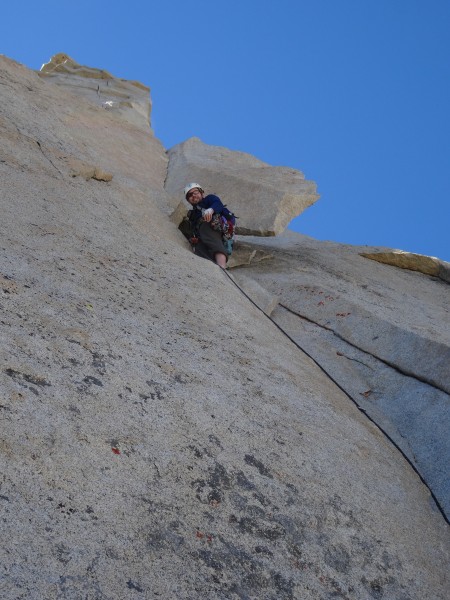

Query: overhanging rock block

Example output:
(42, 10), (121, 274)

(165, 137), (319, 236)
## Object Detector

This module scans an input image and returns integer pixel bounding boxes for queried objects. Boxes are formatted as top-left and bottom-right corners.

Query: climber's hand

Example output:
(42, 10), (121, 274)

(203, 208), (213, 222)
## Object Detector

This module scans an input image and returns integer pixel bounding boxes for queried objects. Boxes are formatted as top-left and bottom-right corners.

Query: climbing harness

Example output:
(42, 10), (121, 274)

(186, 208), (237, 256)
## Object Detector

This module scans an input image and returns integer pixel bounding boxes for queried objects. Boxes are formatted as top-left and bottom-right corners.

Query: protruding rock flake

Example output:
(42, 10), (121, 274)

(361, 249), (450, 283)
(165, 136), (319, 235)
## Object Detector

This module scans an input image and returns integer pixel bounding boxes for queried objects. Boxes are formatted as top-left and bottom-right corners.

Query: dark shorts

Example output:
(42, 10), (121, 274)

(195, 221), (227, 262)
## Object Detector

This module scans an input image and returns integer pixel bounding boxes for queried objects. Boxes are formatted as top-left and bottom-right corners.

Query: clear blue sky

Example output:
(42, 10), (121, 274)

(3, 1), (450, 260)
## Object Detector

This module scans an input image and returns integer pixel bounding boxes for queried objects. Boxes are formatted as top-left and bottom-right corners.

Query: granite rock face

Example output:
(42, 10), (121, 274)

(0, 55), (449, 599)
(39, 53), (152, 129)
(230, 233), (450, 517)
(165, 136), (320, 235)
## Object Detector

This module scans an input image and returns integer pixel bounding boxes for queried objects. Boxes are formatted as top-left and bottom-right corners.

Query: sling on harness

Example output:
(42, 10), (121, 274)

(209, 206), (237, 255)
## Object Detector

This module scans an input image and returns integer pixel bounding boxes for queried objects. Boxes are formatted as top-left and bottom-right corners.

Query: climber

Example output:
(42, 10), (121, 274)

(183, 183), (236, 269)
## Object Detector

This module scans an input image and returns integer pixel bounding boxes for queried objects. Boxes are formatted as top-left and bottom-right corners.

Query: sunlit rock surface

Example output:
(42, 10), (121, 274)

(0, 54), (448, 599)
(361, 249), (450, 283)
(39, 53), (152, 129)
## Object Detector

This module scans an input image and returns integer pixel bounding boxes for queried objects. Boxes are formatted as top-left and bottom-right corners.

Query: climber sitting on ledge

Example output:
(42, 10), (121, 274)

(182, 183), (236, 269)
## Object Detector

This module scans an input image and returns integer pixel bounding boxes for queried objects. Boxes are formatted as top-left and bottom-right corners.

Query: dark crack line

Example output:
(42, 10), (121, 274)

(35, 140), (64, 177)
(279, 303), (449, 396)
(4, 122), (64, 178)
(340, 354), (374, 370)
(162, 154), (170, 190)
(222, 270), (449, 525)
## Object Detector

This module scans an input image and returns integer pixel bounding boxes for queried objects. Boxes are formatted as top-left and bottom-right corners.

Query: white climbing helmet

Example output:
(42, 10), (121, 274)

(184, 182), (203, 199)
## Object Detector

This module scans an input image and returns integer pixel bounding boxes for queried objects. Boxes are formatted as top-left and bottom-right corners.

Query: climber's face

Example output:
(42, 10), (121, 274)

(186, 188), (203, 205)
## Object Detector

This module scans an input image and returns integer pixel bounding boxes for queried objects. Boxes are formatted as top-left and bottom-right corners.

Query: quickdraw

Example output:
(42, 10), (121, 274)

(210, 212), (236, 240)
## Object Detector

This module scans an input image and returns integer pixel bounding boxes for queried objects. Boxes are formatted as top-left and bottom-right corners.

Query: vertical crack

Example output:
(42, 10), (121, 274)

(36, 140), (64, 178)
